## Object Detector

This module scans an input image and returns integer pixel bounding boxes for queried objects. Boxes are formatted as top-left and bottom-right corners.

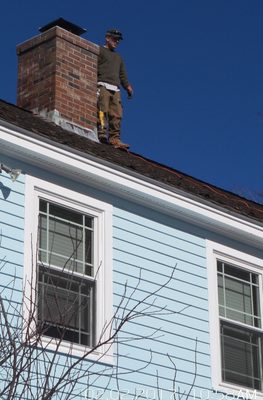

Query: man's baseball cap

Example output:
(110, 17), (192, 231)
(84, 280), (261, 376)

(106, 29), (123, 40)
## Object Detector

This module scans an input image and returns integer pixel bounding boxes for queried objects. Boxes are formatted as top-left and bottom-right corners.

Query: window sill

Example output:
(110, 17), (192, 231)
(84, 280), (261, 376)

(40, 335), (114, 365)
(212, 381), (260, 400)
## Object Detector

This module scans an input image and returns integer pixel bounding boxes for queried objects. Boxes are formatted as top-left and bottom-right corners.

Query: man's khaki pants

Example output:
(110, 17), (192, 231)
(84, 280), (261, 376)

(97, 86), (123, 141)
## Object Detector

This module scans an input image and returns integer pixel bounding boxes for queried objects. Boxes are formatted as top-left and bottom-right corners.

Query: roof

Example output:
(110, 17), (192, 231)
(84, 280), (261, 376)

(0, 99), (263, 223)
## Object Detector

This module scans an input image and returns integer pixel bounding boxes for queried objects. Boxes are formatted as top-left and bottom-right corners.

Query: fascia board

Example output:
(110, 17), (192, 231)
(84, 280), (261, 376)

(1, 123), (263, 249)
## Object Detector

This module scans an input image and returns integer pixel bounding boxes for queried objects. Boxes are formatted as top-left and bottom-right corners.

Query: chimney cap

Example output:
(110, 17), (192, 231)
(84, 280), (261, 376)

(39, 17), (87, 36)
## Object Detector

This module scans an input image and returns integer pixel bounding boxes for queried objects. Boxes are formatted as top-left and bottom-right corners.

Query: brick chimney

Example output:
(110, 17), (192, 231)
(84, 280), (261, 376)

(16, 18), (99, 141)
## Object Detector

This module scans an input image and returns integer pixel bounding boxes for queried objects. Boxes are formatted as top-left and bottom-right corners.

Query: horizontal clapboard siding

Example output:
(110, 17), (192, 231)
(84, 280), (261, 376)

(0, 170), (25, 397)
(0, 162), (215, 399)
(0, 173), (24, 302)
(112, 207), (211, 398)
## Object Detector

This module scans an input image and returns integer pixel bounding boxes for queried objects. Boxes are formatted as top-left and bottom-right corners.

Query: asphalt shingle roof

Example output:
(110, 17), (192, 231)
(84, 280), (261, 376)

(1, 99), (263, 223)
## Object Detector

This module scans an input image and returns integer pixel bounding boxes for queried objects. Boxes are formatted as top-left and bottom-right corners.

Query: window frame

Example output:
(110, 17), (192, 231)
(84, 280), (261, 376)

(38, 199), (97, 348)
(207, 241), (263, 398)
(23, 175), (113, 362)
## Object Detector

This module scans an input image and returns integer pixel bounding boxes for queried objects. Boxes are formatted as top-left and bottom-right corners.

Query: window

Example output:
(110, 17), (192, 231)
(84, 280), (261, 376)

(218, 261), (261, 390)
(207, 242), (263, 397)
(38, 200), (96, 347)
(24, 176), (113, 359)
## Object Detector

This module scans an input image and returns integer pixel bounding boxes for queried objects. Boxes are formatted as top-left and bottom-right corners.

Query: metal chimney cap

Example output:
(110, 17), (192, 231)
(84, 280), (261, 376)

(39, 18), (87, 36)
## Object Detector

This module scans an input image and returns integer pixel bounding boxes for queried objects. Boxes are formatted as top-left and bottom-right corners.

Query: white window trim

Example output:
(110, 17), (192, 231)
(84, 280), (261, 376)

(23, 175), (113, 363)
(207, 240), (263, 399)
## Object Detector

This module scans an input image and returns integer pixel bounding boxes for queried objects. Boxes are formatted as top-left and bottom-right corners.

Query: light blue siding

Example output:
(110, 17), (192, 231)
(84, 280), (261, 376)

(0, 158), (213, 399)
(0, 166), (25, 397)
(4, 154), (251, 399)
(112, 207), (211, 399)
(0, 169), (24, 298)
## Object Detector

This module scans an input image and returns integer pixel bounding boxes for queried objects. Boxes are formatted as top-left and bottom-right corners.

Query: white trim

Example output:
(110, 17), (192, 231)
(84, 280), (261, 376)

(23, 175), (113, 363)
(1, 124), (263, 250)
(207, 240), (263, 399)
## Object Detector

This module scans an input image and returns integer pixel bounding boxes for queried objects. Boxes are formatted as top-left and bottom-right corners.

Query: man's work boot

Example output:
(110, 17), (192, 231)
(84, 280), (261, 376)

(98, 133), (108, 144)
(109, 137), (130, 150)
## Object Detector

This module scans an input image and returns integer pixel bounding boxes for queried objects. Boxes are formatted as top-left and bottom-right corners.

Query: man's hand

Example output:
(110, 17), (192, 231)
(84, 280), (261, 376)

(126, 84), (134, 98)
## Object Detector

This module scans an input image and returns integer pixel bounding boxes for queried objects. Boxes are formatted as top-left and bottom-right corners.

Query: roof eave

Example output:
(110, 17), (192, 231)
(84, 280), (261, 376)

(1, 119), (263, 251)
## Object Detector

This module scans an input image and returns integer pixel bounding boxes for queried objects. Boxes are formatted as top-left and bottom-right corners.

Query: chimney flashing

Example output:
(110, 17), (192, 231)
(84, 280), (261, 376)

(39, 17), (86, 36)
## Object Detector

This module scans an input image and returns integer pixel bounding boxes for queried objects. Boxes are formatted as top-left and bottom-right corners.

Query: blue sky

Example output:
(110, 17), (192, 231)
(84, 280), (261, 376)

(1, 1), (263, 202)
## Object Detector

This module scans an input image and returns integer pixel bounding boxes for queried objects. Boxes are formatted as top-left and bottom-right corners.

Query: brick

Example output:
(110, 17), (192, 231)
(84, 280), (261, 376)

(17, 26), (98, 130)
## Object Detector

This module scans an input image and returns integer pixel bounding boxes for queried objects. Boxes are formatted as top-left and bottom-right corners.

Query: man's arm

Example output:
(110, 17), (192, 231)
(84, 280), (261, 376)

(126, 84), (133, 98)
(120, 59), (133, 97)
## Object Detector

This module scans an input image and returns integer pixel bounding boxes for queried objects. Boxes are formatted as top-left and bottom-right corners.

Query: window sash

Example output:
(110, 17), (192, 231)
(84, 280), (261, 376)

(220, 321), (262, 390)
(38, 266), (96, 347)
(217, 261), (261, 328)
(39, 200), (94, 276)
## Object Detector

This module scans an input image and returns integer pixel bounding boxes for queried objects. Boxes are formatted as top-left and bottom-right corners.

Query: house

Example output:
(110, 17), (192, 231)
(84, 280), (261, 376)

(0, 18), (263, 400)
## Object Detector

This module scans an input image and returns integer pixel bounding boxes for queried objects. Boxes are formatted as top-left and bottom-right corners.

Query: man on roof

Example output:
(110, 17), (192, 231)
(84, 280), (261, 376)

(97, 29), (133, 149)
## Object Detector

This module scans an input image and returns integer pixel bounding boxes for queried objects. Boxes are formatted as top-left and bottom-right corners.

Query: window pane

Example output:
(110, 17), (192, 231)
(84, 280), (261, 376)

(39, 199), (47, 213)
(225, 278), (253, 324)
(253, 286), (261, 328)
(217, 261), (260, 327)
(218, 275), (224, 317)
(38, 268), (95, 347)
(49, 203), (82, 225)
(39, 214), (47, 263)
(221, 322), (261, 390)
(85, 216), (93, 228)
(224, 263), (251, 282)
(48, 217), (84, 272)
(85, 229), (92, 266)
